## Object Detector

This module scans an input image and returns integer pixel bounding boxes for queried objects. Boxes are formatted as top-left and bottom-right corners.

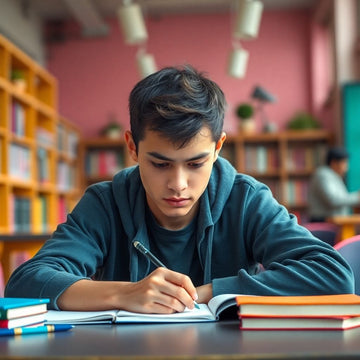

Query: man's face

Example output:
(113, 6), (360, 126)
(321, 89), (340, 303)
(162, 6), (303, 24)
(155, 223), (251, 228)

(331, 159), (348, 177)
(126, 127), (225, 230)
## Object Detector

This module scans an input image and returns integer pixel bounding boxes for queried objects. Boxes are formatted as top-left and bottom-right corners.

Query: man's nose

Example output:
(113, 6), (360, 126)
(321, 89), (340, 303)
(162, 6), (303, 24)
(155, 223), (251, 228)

(168, 167), (188, 192)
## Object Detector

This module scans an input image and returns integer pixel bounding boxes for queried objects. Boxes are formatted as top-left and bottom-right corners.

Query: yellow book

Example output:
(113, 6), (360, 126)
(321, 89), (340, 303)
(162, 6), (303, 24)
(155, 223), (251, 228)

(32, 196), (43, 233)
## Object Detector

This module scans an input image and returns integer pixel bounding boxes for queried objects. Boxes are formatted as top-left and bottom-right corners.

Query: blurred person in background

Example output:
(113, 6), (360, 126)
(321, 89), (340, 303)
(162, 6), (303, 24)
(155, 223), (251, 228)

(308, 147), (360, 222)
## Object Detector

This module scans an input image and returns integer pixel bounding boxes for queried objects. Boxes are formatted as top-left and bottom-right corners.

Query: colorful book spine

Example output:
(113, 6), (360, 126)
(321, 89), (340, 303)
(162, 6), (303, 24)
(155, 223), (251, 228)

(33, 195), (48, 233)
(8, 143), (31, 180)
(13, 196), (31, 233)
(86, 149), (124, 177)
(11, 101), (25, 137)
(37, 148), (50, 183)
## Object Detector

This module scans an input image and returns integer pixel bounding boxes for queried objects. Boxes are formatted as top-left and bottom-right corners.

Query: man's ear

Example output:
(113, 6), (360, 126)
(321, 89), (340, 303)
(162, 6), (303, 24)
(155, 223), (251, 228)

(125, 130), (138, 162)
(214, 132), (226, 161)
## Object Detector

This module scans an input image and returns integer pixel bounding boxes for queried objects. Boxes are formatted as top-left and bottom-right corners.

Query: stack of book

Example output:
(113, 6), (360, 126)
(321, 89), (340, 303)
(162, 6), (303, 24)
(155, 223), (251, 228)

(0, 298), (49, 332)
(236, 294), (360, 330)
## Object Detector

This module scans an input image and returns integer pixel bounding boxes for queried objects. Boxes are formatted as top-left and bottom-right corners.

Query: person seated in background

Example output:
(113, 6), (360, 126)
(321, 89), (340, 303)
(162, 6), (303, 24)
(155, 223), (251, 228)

(308, 147), (360, 222)
(5, 65), (354, 312)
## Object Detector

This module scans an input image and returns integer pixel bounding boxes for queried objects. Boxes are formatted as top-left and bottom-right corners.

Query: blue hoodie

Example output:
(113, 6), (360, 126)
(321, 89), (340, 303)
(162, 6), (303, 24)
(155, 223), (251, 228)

(5, 157), (354, 309)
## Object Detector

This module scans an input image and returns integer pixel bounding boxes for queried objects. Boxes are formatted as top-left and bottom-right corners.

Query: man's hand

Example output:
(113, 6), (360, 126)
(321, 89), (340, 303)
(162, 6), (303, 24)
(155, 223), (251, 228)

(120, 267), (198, 313)
(57, 268), (198, 314)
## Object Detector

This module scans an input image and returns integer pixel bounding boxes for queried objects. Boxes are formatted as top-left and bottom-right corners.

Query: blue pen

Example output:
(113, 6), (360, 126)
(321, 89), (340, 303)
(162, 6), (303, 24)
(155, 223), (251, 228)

(0, 324), (74, 337)
(133, 241), (200, 309)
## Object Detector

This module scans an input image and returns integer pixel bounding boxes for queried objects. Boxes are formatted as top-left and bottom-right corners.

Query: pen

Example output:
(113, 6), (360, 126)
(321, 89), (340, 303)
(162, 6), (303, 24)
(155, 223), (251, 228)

(133, 240), (200, 309)
(0, 324), (74, 337)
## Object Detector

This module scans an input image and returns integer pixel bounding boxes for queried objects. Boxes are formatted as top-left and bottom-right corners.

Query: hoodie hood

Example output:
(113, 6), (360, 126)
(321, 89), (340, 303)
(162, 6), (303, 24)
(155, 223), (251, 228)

(112, 157), (237, 283)
(196, 157), (237, 282)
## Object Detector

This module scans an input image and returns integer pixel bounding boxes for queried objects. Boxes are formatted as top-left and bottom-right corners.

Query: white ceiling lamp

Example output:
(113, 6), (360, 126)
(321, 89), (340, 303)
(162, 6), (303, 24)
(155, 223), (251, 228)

(233, 0), (264, 40)
(137, 50), (157, 79)
(118, 1), (148, 45)
(227, 44), (249, 78)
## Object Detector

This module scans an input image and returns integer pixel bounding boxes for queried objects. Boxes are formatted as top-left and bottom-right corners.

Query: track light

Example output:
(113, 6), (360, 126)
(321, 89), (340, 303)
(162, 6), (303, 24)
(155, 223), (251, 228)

(118, 1), (148, 44)
(233, 0), (263, 40)
(137, 51), (157, 79)
(227, 45), (249, 78)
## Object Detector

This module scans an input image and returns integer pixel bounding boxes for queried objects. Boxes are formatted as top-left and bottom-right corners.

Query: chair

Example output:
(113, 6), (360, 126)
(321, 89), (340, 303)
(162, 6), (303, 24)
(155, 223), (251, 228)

(334, 235), (360, 295)
(303, 222), (340, 246)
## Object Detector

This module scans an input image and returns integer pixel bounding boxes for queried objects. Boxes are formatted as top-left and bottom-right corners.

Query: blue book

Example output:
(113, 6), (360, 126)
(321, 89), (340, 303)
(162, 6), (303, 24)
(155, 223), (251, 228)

(0, 298), (49, 320)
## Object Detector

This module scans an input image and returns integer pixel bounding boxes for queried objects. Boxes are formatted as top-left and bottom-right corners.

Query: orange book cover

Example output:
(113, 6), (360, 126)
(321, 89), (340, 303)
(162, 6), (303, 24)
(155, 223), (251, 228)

(236, 294), (360, 317)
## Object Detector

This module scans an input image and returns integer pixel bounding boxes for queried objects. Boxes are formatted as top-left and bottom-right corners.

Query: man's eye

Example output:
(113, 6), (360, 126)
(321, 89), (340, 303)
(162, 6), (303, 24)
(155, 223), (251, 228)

(151, 161), (169, 168)
(188, 162), (204, 169)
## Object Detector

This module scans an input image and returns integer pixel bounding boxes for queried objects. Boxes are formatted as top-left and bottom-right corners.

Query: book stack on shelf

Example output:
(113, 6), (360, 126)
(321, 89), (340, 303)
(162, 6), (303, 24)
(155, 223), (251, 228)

(56, 119), (80, 194)
(244, 144), (279, 174)
(85, 149), (125, 179)
(0, 298), (49, 332)
(81, 138), (136, 187)
(285, 144), (326, 172)
(10, 195), (31, 233)
(11, 100), (25, 137)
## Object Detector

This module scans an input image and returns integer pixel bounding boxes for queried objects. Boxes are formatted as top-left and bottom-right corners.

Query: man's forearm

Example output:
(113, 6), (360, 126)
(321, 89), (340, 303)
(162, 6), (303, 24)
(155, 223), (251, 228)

(57, 279), (129, 311)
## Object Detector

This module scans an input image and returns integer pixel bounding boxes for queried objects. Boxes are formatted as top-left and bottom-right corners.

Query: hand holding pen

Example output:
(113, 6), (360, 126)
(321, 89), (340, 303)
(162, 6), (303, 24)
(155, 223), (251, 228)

(133, 241), (200, 311)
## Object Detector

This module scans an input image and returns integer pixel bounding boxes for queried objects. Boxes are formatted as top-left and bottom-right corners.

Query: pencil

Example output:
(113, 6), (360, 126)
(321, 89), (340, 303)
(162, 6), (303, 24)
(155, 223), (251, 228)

(133, 241), (200, 309)
(0, 324), (74, 337)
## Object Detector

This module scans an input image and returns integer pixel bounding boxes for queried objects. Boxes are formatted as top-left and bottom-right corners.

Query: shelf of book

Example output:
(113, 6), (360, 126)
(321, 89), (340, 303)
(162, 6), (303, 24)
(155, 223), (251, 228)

(81, 137), (136, 188)
(81, 130), (332, 223)
(0, 34), (81, 236)
(221, 130), (333, 222)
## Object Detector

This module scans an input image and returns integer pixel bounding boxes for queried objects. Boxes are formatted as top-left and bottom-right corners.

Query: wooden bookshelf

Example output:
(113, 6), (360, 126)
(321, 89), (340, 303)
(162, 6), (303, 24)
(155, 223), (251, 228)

(81, 137), (135, 188)
(221, 130), (333, 222)
(81, 130), (332, 222)
(0, 34), (81, 235)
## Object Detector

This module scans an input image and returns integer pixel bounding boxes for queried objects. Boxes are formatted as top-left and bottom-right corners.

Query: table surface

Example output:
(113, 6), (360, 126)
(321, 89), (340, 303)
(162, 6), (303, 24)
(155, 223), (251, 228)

(1, 320), (360, 359)
(328, 214), (360, 225)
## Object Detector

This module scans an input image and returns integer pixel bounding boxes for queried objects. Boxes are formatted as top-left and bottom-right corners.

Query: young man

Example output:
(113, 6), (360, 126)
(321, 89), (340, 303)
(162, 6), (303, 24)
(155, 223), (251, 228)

(5, 66), (354, 312)
(308, 147), (360, 222)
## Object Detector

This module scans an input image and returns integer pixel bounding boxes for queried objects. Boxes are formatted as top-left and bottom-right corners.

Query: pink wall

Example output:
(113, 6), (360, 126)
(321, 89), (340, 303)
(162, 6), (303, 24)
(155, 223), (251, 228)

(47, 9), (319, 137)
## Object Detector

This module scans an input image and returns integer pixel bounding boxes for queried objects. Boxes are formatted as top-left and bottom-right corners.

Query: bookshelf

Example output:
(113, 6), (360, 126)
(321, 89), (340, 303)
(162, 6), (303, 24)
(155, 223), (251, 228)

(81, 137), (135, 187)
(81, 130), (332, 222)
(221, 130), (333, 222)
(0, 34), (81, 235)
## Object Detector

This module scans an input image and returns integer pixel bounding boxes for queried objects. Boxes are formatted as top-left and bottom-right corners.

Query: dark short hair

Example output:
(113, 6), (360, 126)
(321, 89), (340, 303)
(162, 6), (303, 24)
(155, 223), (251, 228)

(128, 65), (226, 150)
(326, 147), (349, 165)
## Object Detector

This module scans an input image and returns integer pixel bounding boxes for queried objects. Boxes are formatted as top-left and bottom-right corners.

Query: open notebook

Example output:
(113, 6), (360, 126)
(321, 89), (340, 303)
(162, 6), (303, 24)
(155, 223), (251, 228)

(45, 294), (238, 325)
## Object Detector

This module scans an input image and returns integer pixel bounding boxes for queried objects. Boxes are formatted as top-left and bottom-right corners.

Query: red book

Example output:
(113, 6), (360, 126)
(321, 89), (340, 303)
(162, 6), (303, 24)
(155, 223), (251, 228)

(0, 313), (45, 329)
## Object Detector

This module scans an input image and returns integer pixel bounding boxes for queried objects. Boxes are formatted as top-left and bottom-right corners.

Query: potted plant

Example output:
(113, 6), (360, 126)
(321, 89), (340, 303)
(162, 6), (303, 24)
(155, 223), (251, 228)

(100, 120), (123, 139)
(11, 69), (27, 91)
(287, 112), (321, 130)
(100, 113), (123, 139)
(235, 103), (256, 134)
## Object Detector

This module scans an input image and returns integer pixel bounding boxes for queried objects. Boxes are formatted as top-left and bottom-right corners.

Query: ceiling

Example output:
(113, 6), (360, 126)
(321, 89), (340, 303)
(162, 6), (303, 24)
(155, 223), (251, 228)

(27, 0), (317, 19)
(25, 0), (317, 37)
